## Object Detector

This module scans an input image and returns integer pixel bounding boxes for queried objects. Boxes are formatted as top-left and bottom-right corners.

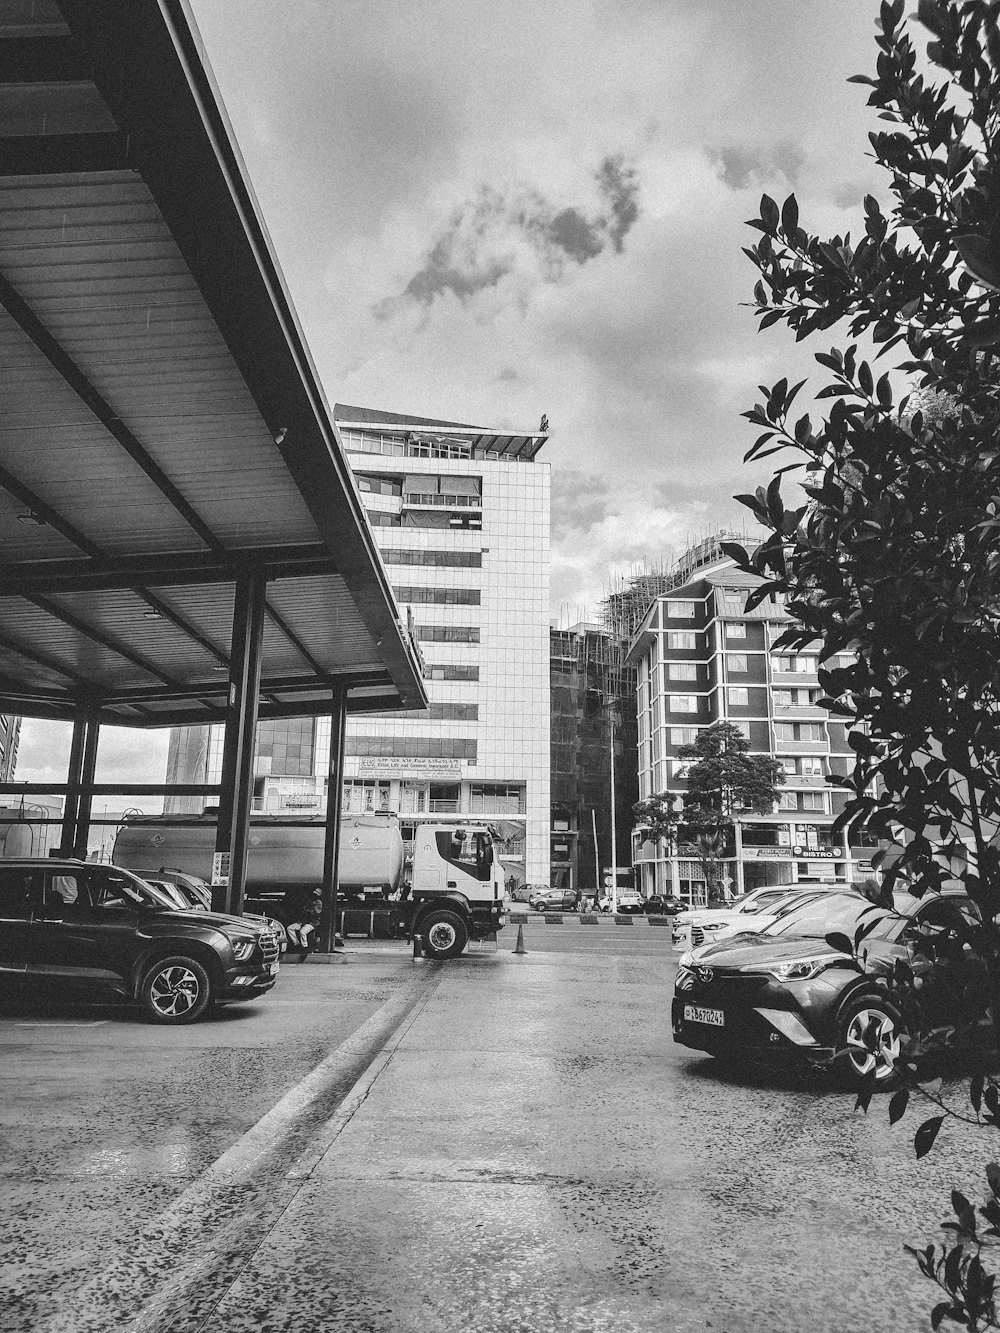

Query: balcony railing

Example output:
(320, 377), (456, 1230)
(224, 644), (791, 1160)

(403, 493), (481, 508)
(773, 704), (827, 718)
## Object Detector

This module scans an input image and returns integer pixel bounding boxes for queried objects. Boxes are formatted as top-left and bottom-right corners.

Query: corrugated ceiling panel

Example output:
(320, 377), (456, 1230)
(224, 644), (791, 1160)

(39, 588), (227, 683)
(0, 597), (164, 688)
(0, 174), (321, 549)
(265, 575), (384, 670)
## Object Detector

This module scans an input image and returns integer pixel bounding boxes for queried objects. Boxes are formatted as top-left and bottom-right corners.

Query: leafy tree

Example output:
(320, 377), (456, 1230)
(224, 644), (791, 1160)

(729, 1), (1000, 1324)
(633, 723), (783, 900)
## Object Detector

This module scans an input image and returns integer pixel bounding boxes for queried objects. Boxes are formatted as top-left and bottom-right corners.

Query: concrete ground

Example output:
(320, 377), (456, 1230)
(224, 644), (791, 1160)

(0, 921), (987, 1332)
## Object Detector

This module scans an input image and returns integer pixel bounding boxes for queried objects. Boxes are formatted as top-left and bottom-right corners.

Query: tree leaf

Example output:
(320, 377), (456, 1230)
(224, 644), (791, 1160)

(914, 1116), (945, 1159)
(888, 1087), (910, 1125)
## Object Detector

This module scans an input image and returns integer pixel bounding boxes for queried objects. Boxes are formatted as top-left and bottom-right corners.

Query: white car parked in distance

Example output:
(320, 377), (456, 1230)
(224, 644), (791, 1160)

(672, 882), (850, 947)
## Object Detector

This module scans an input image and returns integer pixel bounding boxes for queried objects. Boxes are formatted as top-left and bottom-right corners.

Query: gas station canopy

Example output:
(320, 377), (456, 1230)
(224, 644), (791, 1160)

(0, 0), (428, 728)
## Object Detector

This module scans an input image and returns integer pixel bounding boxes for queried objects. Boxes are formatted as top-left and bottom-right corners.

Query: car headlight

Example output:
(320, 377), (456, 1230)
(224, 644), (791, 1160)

(700, 921), (726, 931)
(740, 954), (838, 982)
(231, 939), (256, 962)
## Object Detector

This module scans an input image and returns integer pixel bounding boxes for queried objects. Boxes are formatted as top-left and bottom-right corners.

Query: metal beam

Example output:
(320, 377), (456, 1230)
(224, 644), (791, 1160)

(318, 684), (347, 953)
(0, 626), (100, 690)
(24, 593), (181, 687)
(0, 544), (335, 594)
(214, 570), (266, 915)
(263, 603), (327, 679)
(0, 268), (225, 553)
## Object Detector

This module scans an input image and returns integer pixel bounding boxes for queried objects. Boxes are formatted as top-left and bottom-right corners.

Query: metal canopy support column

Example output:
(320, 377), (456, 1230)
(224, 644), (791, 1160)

(59, 716), (87, 853)
(213, 571), (266, 915)
(319, 684), (347, 953)
(73, 718), (100, 858)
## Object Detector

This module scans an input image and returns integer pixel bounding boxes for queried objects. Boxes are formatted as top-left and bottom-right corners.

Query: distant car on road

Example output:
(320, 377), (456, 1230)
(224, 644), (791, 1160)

(614, 894), (645, 915)
(529, 889), (579, 912)
(642, 895), (683, 916)
(0, 860), (280, 1023)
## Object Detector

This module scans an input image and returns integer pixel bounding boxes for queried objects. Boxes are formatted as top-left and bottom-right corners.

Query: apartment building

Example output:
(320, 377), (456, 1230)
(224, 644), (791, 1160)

(626, 537), (876, 901)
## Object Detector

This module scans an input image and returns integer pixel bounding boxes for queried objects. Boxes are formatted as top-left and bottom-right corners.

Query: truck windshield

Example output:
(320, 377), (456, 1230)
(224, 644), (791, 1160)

(436, 830), (493, 882)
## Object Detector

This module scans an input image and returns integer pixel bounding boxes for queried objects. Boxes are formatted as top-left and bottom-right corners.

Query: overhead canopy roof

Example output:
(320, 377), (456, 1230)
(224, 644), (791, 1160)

(0, 0), (427, 728)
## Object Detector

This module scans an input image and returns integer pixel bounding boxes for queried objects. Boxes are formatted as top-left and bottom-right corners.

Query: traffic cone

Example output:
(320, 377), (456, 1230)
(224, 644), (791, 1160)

(513, 924), (527, 955)
(412, 933), (423, 959)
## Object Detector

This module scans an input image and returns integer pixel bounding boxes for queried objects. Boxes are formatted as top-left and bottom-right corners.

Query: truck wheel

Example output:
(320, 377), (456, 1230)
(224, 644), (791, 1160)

(420, 911), (468, 960)
(140, 955), (212, 1024)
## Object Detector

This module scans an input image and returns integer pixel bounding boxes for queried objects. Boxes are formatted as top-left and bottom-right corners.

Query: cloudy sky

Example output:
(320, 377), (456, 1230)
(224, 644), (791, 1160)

(16, 0), (889, 786)
(187, 0), (884, 620)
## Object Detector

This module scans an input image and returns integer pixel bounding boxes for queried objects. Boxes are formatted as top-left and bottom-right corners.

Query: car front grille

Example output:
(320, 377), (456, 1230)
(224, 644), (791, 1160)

(690, 926), (706, 948)
(259, 933), (279, 966)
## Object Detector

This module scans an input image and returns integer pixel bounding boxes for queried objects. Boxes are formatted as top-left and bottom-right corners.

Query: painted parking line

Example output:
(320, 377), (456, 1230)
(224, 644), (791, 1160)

(14, 1020), (110, 1028)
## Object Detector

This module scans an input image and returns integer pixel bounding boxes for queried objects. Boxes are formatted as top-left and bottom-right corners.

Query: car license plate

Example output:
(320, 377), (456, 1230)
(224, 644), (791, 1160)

(268, 963), (279, 975)
(684, 1004), (724, 1027)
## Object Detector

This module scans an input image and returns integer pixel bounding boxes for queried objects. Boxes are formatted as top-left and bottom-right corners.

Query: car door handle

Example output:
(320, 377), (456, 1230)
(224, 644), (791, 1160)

(447, 880), (457, 888)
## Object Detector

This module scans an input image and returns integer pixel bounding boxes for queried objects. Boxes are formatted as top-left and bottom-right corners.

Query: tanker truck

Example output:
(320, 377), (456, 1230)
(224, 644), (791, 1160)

(113, 812), (509, 959)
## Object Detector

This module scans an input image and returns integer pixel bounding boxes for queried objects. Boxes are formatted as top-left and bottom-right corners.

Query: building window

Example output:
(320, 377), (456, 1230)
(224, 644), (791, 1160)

(727, 654), (748, 673)
(801, 757), (824, 776)
(725, 622), (747, 640)
(671, 760), (692, 779)
(727, 687), (749, 707)
(356, 473), (403, 496)
(801, 792), (826, 811)
(367, 510), (402, 527)
(731, 721), (751, 740)
(416, 625), (480, 643)
(778, 792), (798, 811)
(426, 664), (480, 681)
(667, 632), (698, 650)
(774, 689), (793, 706)
(667, 600), (696, 618)
(669, 695), (698, 714)
(384, 549), (483, 568)
(670, 727), (699, 745)
(394, 586), (481, 605)
(668, 663), (698, 681)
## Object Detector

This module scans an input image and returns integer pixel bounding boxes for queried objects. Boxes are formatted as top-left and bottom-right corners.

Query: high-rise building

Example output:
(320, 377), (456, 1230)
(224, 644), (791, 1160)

(549, 624), (637, 894)
(626, 536), (877, 902)
(335, 405), (550, 887)
(165, 405), (551, 888)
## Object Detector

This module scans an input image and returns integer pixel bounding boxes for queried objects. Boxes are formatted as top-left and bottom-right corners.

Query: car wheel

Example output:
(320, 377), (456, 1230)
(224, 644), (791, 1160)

(420, 911), (469, 960)
(837, 994), (905, 1090)
(140, 955), (212, 1025)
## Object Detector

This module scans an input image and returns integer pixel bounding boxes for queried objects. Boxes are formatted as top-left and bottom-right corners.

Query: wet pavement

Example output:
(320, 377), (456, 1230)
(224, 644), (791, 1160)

(0, 923), (988, 1331)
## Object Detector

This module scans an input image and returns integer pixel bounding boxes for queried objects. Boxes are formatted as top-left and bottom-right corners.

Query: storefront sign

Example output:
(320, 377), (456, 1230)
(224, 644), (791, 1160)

(358, 758), (462, 776)
(793, 847), (836, 858)
(742, 847), (791, 859)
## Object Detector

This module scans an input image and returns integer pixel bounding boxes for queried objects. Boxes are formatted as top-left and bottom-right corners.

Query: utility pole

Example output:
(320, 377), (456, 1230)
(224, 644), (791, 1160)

(609, 703), (618, 912)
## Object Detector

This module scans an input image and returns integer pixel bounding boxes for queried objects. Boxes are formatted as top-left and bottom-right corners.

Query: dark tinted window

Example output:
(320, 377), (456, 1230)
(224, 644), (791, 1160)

(87, 869), (143, 909)
(0, 867), (43, 917)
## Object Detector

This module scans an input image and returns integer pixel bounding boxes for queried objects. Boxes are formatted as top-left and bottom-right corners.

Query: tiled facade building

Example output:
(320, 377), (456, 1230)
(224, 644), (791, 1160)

(626, 538), (876, 902)
(166, 405), (551, 888)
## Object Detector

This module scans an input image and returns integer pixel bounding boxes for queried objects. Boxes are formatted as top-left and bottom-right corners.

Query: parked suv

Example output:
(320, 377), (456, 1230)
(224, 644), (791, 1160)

(0, 860), (280, 1024)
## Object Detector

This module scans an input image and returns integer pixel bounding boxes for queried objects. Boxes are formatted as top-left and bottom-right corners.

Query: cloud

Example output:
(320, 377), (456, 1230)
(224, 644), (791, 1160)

(711, 140), (805, 191)
(381, 153), (640, 313)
